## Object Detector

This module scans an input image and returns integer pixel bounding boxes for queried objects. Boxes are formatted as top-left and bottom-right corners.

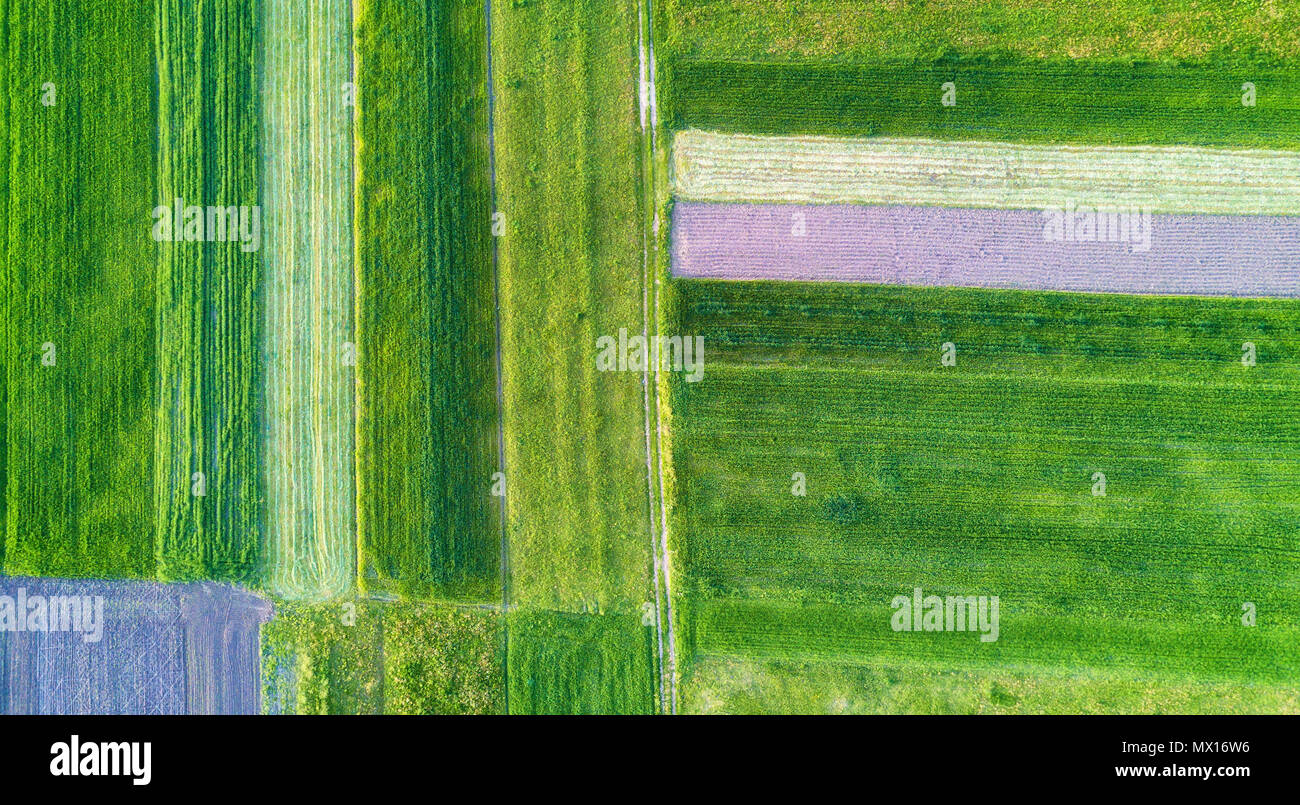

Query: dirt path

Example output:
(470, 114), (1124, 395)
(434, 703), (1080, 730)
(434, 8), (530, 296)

(484, 0), (511, 713)
(638, 0), (678, 714)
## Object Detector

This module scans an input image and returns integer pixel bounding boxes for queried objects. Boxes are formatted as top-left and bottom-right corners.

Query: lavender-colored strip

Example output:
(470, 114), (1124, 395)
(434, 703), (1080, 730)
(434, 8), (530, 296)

(671, 201), (1300, 298)
(0, 577), (271, 714)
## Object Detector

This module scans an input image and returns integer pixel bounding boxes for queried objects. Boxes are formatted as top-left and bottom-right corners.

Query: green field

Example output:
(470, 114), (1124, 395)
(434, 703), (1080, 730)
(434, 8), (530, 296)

(684, 656), (1300, 715)
(663, 61), (1300, 146)
(353, 0), (499, 602)
(492, 0), (653, 611)
(262, 600), (504, 714)
(658, 0), (1299, 65)
(153, 0), (263, 582)
(669, 280), (1300, 711)
(3, 0), (157, 577)
(506, 610), (658, 714)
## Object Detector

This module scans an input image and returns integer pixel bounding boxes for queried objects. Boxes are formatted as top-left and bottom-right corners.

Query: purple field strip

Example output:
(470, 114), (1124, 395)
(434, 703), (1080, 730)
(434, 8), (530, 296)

(671, 202), (1300, 298)
(0, 577), (271, 714)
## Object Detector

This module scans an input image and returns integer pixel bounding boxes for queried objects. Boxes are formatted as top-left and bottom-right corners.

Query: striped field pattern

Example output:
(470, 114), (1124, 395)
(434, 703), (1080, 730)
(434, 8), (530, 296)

(261, 0), (357, 600)
(671, 201), (1300, 298)
(153, 0), (263, 582)
(671, 131), (1300, 214)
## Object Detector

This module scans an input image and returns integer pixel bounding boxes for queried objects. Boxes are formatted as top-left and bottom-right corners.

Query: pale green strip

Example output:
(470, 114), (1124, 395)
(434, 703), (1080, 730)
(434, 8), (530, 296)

(262, 0), (356, 600)
(672, 130), (1300, 215)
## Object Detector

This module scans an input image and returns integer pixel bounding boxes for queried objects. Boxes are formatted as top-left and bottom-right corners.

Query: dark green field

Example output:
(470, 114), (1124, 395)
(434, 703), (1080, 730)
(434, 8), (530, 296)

(658, 0), (1299, 65)
(354, 0), (500, 601)
(669, 280), (1300, 711)
(663, 61), (1300, 146)
(153, 0), (263, 582)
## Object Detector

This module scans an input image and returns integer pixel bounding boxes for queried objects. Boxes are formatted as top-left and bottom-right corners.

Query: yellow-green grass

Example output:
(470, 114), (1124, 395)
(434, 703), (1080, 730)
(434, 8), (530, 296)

(492, 0), (654, 611)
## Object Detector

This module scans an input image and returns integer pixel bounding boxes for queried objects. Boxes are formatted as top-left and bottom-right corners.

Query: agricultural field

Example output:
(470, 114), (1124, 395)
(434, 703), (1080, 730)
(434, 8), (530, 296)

(3, 0), (158, 578)
(654, 0), (1300, 715)
(0, 577), (271, 714)
(353, 0), (500, 602)
(684, 657), (1300, 715)
(261, 600), (504, 714)
(506, 610), (658, 715)
(662, 61), (1300, 145)
(671, 201), (1300, 298)
(657, 0), (1300, 64)
(491, 0), (654, 612)
(668, 280), (1300, 712)
(8, 0), (1299, 723)
(671, 133), (1300, 214)
(154, 0), (263, 582)
(261, 0), (357, 601)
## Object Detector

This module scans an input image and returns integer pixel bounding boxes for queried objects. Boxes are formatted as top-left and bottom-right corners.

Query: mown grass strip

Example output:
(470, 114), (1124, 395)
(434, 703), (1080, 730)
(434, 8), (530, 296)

(3, 0), (157, 577)
(353, 0), (498, 601)
(672, 131), (1300, 214)
(262, 0), (356, 600)
(153, 0), (262, 582)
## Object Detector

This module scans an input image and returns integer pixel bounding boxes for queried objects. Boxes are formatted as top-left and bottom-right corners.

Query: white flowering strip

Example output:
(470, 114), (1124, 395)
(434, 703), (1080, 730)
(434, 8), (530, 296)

(672, 130), (1300, 216)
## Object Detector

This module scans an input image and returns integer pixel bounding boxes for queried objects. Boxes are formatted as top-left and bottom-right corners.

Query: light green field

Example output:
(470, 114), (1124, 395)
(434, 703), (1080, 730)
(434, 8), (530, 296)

(685, 656), (1300, 715)
(671, 131), (1300, 214)
(3, 0), (157, 577)
(492, 0), (653, 611)
(670, 280), (1300, 712)
(261, 0), (356, 600)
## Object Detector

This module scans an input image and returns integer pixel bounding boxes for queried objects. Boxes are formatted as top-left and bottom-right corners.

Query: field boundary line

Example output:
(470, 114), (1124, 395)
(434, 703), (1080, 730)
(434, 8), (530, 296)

(639, 0), (678, 714)
(484, 0), (511, 713)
